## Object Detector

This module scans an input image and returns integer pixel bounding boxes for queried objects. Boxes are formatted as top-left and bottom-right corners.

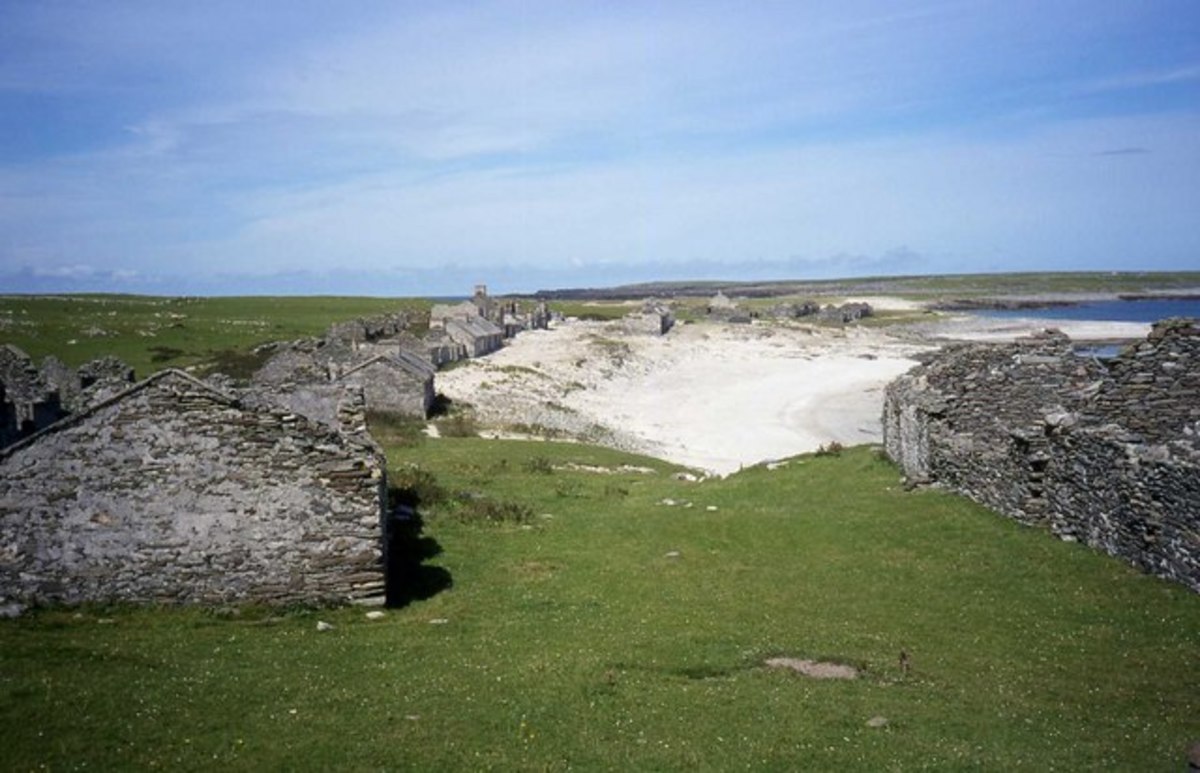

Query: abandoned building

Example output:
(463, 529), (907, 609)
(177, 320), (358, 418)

(820, 302), (873, 323)
(705, 292), (753, 324)
(1, 345), (66, 447)
(42, 355), (135, 414)
(770, 301), (822, 319)
(624, 300), (675, 336)
(429, 295), (505, 357)
(422, 328), (468, 367)
(444, 315), (504, 357)
(253, 326), (438, 422)
(0, 369), (388, 607)
(325, 312), (412, 349)
(434, 286), (548, 344)
(883, 319), (1200, 592)
(337, 351), (436, 418)
(429, 300), (483, 326)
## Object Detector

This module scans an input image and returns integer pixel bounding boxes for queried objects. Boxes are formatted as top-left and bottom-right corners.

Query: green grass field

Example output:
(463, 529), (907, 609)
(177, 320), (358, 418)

(2, 438), (1198, 770)
(2, 289), (1198, 769)
(0, 295), (430, 379)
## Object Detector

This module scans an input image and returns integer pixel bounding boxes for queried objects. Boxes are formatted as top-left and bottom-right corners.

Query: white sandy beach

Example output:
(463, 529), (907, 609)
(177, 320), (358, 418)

(435, 293), (1167, 475)
(437, 310), (929, 475)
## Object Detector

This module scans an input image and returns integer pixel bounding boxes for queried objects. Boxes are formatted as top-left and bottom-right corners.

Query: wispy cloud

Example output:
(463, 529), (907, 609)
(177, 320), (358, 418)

(1, 1), (1199, 293)
(1095, 147), (1150, 156)
(1082, 64), (1200, 94)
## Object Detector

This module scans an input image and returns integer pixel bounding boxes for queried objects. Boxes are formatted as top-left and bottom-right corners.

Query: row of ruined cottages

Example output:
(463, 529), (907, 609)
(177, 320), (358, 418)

(0, 290), (551, 612)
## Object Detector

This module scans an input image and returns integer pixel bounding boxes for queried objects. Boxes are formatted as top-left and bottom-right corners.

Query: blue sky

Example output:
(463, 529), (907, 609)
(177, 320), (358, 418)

(1, 1), (1198, 295)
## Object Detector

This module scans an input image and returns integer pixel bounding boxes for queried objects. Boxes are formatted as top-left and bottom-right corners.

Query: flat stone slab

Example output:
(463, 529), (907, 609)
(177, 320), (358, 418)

(764, 657), (859, 680)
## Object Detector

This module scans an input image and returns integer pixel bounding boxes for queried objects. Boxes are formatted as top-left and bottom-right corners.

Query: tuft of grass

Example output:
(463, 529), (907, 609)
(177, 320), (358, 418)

(446, 495), (534, 525)
(523, 456), (555, 474)
(815, 440), (845, 457)
(366, 411), (427, 448)
(436, 412), (478, 438)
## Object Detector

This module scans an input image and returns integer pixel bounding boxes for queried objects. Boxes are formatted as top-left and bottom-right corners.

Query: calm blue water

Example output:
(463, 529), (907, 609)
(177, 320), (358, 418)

(977, 298), (1200, 323)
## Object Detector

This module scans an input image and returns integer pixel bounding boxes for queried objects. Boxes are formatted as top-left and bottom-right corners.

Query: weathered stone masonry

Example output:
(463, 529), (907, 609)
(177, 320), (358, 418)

(0, 370), (388, 606)
(883, 320), (1200, 592)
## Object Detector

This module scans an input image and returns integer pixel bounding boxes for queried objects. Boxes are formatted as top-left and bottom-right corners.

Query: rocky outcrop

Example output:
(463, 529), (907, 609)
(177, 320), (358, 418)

(883, 320), (1199, 591)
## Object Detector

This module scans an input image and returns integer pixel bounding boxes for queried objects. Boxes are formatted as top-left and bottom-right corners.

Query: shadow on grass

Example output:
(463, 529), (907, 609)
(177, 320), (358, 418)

(385, 488), (452, 608)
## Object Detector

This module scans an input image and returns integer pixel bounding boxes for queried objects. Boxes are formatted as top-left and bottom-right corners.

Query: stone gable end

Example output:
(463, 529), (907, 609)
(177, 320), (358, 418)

(0, 371), (387, 606)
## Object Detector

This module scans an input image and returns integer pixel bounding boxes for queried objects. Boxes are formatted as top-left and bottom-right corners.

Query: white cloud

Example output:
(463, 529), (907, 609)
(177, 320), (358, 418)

(2, 1), (1199, 291)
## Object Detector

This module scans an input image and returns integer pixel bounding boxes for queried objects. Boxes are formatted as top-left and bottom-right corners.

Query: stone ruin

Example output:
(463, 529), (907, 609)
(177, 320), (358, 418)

(0, 345), (135, 447)
(428, 285), (549, 357)
(706, 292), (754, 324)
(250, 313), (438, 427)
(0, 309), (438, 612)
(0, 293), (547, 611)
(0, 370), (388, 607)
(883, 319), (1200, 591)
(769, 301), (873, 323)
(624, 299), (675, 335)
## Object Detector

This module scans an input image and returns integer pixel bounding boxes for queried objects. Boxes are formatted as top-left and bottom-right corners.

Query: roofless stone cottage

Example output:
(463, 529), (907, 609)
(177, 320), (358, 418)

(0, 370), (389, 607)
(883, 319), (1200, 592)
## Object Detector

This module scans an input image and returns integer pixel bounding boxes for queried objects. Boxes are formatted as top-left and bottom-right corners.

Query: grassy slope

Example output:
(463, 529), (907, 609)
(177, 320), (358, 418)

(2, 439), (1197, 770)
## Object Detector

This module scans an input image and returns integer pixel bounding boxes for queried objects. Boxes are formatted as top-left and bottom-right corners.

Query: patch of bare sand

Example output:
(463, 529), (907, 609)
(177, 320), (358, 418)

(764, 657), (859, 679)
(920, 315), (1149, 342)
(436, 318), (928, 475)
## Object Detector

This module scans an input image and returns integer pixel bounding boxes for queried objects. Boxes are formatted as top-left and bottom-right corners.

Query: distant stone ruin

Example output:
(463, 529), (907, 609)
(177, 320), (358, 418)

(624, 300), (675, 335)
(0, 370), (387, 607)
(705, 292), (753, 324)
(883, 319), (1199, 591)
(251, 313), (438, 425)
(0, 345), (137, 447)
(429, 285), (548, 357)
(769, 301), (873, 323)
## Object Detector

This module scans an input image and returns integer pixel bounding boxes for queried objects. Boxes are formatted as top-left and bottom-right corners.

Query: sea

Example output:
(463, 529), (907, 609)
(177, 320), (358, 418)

(975, 298), (1200, 323)
(976, 297), (1200, 358)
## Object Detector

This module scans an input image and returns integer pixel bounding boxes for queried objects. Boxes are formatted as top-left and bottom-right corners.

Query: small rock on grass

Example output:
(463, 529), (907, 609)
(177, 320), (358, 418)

(316, 621), (334, 632)
(0, 602), (26, 619)
(664, 550), (681, 559)
(365, 611), (386, 621)
(866, 716), (889, 729)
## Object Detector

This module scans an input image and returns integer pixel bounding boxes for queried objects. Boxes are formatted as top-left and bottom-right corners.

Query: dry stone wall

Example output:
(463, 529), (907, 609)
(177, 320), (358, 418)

(883, 320), (1200, 591)
(0, 370), (387, 607)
